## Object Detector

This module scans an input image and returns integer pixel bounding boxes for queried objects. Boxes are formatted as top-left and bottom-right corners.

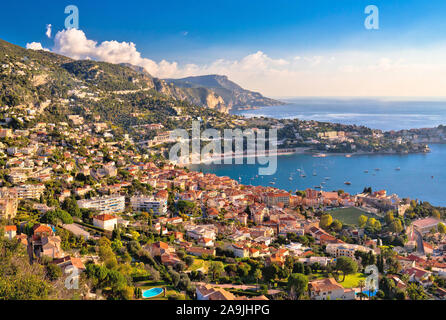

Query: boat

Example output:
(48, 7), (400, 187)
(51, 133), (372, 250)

(324, 177), (331, 180)
(313, 153), (326, 158)
(314, 185), (322, 189)
(364, 170), (369, 173)
(269, 181), (275, 185)
(344, 181), (351, 185)
(395, 167), (401, 171)
(289, 177), (293, 181)
(345, 154), (352, 158)
(374, 168), (380, 171)
(312, 170), (317, 176)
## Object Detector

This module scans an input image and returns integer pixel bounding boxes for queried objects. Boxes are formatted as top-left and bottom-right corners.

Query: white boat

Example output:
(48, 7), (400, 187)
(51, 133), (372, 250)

(313, 153), (326, 158)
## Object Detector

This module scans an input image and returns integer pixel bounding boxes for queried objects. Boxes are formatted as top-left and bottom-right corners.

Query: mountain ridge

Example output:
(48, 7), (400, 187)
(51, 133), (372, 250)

(166, 74), (284, 111)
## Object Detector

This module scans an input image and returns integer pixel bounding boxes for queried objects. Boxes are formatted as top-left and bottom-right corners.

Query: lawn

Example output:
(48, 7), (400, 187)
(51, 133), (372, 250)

(187, 258), (209, 272)
(337, 273), (367, 288)
(329, 207), (382, 226)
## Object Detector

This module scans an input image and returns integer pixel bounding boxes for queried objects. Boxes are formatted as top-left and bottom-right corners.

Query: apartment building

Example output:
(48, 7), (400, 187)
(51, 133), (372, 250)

(325, 243), (373, 258)
(13, 184), (45, 200)
(0, 189), (18, 219)
(77, 195), (125, 214)
(130, 195), (168, 215)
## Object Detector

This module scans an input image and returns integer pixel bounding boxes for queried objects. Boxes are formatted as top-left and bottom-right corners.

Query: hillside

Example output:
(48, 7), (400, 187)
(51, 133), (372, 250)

(166, 74), (284, 111)
(0, 39), (235, 132)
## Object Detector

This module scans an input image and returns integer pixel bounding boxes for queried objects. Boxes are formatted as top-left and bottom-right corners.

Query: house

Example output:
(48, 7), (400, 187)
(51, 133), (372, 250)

(198, 237), (214, 247)
(3, 225), (17, 240)
(146, 241), (174, 256)
(62, 224), (90, 239)
(33, 224), (54, 239)
(230, 243), (249, 258)
(52, 256), (86, 273)
(402, 266), (432, 286)
(248, 247), (260, 258)
(196, 284), (236, 300)
(196, 284), (269, 301)
(186, 246), (215, 257)
(412, 217), (442, 235)
(308, 278), (356, 300)
(41, 236), (64, 259)
(93, 214), (118, 231)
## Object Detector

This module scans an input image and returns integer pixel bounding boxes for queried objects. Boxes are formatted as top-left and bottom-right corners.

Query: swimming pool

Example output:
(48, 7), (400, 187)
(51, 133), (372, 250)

(142, 287), (163, 299)
(356, 290), (377, 297)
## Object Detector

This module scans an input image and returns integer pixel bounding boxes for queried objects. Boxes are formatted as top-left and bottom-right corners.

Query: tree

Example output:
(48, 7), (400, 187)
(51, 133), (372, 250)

(358, 215), (368, 228)
(45, 263), (62, 281)
(254, 269), (262, 291)
(384, 211), (395, 225)
(432, 209), (441, 219)
(390, 219), (403, 234)
(358, 279), (366, 300)
(185, 256), (195, 267)
(406, 283), (427, 300)
(42, 209), (73, 225)
(331, 219), (343, 232)
(262, 264), (279, 284)
(320, 214), (333, 229)
(287, 273), (308, 300)
(208, 261), (224, 281)
(438, 222), (446, 234)
(335, 256), (358, 282)
(293, 262), (305, 274)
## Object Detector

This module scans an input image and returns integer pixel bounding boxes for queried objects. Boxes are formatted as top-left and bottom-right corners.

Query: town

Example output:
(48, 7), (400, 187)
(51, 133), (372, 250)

(1, 115), (446, 301)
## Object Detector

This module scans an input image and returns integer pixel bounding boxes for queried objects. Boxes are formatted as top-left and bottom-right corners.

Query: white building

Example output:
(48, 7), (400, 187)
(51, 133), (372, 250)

(325, 243), (373, 258)
(77, 195), (125, 214)
(93, 214), (118, 231)
(130, 196), (167, 215)
(13, 184), (46, 200)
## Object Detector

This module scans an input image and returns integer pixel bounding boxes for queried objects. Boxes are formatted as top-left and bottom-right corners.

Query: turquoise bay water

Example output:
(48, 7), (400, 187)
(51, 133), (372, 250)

(192, 98), (446, 206)
(190, 144), (446, 206)
(235, 98), (446, 131)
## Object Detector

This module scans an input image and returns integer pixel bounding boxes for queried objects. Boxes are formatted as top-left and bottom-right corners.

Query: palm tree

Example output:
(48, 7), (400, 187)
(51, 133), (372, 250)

(358, 279), (366, 300)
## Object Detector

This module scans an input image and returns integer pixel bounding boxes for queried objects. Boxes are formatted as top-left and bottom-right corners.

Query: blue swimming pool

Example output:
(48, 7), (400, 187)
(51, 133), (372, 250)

(142, 287), (163, 299)
(356, 290), (377, 297)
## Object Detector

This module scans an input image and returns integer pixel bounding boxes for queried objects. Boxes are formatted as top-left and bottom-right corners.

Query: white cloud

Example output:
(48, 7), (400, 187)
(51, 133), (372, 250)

(26, 42), (49, 51)
(26, 28), (446, 97)
(46, 24), (52, 39)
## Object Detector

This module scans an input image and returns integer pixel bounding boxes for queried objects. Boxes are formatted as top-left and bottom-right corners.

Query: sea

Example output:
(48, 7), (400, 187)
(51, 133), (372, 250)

(190, 98), (446, 206)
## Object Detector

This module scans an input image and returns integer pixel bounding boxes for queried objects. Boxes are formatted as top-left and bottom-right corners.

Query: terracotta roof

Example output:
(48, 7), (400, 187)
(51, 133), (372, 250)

(94, 214), (117, 221)
(4, 225), (17, 232)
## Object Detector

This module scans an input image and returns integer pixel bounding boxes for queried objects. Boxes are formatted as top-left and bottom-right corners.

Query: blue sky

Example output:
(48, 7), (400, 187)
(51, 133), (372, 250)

(2, 1), (446, 96)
